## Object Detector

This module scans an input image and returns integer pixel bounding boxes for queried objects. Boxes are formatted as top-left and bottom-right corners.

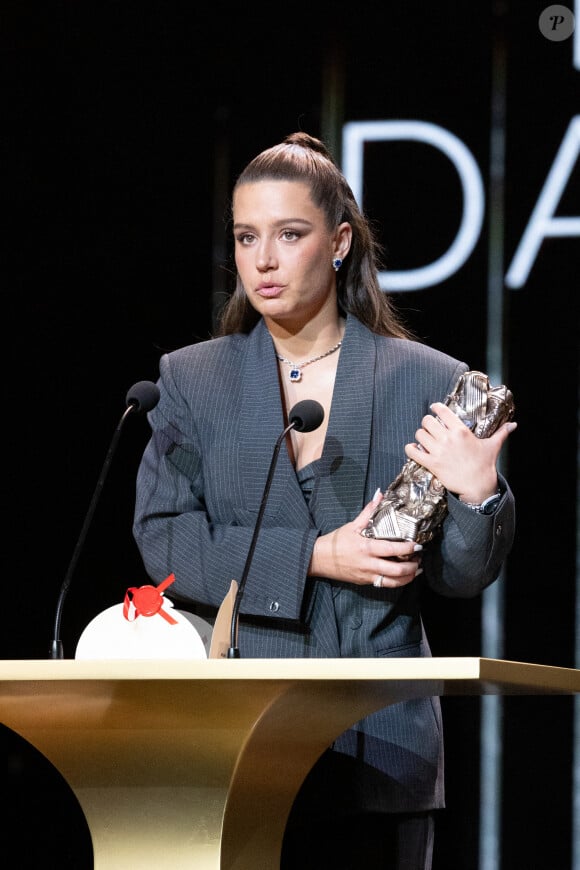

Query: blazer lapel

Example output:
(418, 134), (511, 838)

(310, 314), (376, 533)
(238, 320), (313, 526)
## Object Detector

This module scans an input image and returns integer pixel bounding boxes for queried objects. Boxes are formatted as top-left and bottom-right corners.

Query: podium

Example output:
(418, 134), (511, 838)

(1, 657), (579, 869)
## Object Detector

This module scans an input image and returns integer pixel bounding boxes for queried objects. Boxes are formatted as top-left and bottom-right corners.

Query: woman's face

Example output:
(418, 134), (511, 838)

(233, 180), (351, 330)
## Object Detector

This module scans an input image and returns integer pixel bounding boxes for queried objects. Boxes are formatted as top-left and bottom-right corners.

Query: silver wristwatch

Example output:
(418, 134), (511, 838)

(463, 491), (502, 515)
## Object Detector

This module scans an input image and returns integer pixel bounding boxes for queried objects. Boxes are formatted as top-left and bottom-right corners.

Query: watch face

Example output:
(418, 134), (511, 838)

(481, 494), (501, 514)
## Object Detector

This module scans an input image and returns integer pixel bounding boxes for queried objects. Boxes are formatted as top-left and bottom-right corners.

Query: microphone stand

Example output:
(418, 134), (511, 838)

(227, 419), (297, 659)
(50, 401), (145, 659)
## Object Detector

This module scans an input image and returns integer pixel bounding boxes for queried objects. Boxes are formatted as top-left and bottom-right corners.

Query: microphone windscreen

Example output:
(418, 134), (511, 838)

(288, 399), (324, 433)
(126, 380), (161, 413)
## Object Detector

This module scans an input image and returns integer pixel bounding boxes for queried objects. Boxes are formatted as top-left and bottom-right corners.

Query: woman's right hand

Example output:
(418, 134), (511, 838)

(308, 489), (423, 589)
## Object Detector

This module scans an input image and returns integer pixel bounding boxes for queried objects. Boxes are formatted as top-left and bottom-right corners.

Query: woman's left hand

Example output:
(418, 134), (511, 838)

(404, 402), (517, 504)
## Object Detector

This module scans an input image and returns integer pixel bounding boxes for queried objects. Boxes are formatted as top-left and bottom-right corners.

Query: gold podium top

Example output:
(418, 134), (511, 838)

(1, 655), (578, 690)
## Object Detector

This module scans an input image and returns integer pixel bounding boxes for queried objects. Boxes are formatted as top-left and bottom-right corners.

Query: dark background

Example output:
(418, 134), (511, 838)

(2, 1), (579, 867)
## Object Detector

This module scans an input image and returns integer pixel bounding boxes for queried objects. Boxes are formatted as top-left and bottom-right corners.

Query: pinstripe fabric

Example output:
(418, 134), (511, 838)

(133, 313), (516, 811)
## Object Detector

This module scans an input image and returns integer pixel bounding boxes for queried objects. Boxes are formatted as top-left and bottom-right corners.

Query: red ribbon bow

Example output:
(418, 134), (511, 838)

(123, 573), (178, 625)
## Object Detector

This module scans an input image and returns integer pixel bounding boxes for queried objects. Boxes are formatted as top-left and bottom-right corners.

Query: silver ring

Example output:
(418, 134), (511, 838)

(373, 576), (384, 588)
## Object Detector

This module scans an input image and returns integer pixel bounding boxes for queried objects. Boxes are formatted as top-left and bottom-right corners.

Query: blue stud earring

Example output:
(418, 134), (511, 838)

(332, 257), (343, 271)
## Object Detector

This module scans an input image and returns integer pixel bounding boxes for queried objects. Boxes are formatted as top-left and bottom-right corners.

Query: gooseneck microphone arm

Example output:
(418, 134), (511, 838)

(227, 399), (324, 659)
(49, 380), (160, 660)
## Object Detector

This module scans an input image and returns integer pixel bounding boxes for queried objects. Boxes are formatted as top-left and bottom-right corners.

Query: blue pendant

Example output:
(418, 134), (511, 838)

(289, 368), (302, 382)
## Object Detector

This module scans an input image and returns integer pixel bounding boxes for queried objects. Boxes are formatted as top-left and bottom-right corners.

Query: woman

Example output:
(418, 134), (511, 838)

(132, 132), (516, 869)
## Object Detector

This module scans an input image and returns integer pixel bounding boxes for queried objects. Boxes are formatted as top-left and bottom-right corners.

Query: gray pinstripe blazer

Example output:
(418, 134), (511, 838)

(133, 313), (515, 812)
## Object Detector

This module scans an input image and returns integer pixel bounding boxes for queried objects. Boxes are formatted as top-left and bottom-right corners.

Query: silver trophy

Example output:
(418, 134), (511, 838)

(362, 370), (515, 546)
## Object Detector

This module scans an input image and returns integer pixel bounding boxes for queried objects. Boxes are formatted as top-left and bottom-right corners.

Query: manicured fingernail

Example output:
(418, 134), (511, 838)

(415, 567), (424, 577)
(413, 543), (423, 552)
(373, 487), (382, 501)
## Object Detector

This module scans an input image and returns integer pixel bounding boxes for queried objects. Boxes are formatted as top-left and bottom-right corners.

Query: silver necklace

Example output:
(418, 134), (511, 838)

(275, 340), (343, 383)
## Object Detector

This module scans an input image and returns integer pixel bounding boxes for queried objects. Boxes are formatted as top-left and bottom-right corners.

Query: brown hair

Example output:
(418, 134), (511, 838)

(217, 131), (414, 340)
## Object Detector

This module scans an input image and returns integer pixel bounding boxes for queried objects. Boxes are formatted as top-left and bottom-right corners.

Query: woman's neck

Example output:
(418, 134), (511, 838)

(267, 316), (346, 362)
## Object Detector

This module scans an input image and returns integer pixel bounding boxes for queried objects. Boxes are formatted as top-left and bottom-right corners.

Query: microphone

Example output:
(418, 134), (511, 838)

(49, 380), (161, 659)
(227, 399), (324, 658)
(126, 380), (161, 413)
